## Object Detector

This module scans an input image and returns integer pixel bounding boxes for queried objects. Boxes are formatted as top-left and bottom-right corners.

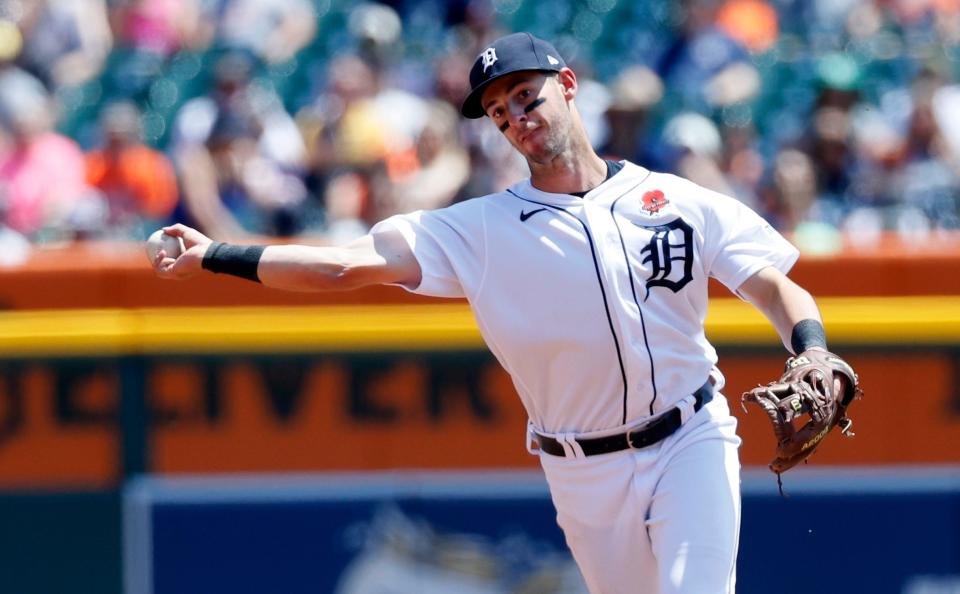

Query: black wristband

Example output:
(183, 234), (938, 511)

(791, 319), (827, 354)
(201, 242), (266, 283)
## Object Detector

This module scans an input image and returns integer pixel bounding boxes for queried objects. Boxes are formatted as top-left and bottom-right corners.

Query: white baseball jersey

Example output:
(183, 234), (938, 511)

(372, 161), (798, 435)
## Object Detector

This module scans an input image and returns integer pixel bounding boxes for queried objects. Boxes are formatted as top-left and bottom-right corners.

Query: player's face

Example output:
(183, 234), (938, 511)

(480, 70), (573, 164)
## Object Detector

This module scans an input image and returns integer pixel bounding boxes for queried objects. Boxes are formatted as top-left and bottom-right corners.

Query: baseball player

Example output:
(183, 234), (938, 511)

(152, 33), (838, 594)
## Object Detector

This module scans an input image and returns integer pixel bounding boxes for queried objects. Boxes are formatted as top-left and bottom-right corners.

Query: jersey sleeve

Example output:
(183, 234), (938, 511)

(700, 191), (799, 293)
(370, 207), (479, 298)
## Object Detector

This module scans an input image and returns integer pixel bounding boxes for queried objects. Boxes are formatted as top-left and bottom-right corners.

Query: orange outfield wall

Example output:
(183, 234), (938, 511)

(146, 351), (959, 472)
(0, 348), (955, 488)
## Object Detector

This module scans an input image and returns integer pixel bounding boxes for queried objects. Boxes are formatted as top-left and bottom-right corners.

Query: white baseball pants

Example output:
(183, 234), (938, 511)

(539, 395), (741, 594)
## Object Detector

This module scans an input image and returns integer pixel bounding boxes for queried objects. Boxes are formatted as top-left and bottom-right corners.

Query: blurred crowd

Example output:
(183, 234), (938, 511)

(0, 0), (959, 257)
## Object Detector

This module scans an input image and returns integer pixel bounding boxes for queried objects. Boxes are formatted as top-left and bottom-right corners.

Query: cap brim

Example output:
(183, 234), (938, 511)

(460, 78), (496, 119)
(460, 67), (558, 119)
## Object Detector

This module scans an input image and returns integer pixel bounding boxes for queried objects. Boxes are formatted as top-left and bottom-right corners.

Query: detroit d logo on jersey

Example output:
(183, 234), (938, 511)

(638, 218), (694, 299)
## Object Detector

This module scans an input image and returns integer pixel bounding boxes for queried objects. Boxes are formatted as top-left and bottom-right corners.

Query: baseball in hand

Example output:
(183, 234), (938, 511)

(145, 229), (185, 262)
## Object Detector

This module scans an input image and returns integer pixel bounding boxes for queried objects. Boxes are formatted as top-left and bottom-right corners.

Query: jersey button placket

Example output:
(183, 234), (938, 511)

(584, 201), (638, 424)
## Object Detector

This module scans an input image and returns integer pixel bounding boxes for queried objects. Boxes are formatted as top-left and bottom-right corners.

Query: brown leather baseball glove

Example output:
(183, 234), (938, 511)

(742, 349), (862, 482)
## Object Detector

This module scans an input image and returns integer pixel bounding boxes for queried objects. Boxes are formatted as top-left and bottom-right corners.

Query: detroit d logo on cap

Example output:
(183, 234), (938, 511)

(481, 48), (498, 72)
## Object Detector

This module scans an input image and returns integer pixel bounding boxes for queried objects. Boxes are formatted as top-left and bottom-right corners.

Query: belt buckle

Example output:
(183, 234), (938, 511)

(625, 418), (655, 450)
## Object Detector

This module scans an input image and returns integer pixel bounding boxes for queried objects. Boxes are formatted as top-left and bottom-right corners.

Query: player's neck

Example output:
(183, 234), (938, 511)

(528, 140), (607, 196)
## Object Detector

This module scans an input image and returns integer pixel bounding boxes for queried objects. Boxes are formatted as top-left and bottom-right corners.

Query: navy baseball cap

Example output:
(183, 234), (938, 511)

(460, 32), (567, 119)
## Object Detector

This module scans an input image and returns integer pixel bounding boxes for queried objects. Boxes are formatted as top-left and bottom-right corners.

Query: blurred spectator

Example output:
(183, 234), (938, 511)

(715, 0), (779, 53)
(388, 100), (470, 212)
(805, 105), (855, 225)
(576, 73), (614, 150)
(780, 52), (868, 229)
(110, 0), (203, 58)
(432, 50), (473, 110)
(298, 52), (466, 223)
(932, 78), (960, 161)
(814, 52), (861, 112)
(890, 66), (960, 231)
(768, 148), (819, 231)
(85, 101), (179, 237)
(600, 65), (663, 163)
(297, 53), (378, 196)
(654, 0), (760, 111)
(320, 170), (369, 244)
(348, 2), (403, 58)
(177, 109), (308, 239)
(0, 211), (30, 264)
(659, 111), (742, 200)
(0, 66), (95, 239)
(172, 49), (305, 171)
(718, 122), (766, 210)
(0, 167), (31, 264)
(197, 0), (316, 65)
(455, 0), (506, 59)
(9, 0), (112, 90)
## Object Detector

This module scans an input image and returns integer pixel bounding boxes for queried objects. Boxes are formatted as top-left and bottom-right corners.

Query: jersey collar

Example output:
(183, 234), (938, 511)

(507, 160), (647, 206)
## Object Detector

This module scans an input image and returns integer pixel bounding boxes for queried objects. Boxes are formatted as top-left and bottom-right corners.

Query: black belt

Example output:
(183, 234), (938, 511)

(533, 381), (714, 457)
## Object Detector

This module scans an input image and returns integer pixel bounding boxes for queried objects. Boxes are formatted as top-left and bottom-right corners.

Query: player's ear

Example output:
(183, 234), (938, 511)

(557, 68), (578, 101)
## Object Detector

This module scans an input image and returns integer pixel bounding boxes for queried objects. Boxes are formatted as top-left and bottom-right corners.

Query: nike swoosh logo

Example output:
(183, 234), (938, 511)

(519, 208), (547, 222)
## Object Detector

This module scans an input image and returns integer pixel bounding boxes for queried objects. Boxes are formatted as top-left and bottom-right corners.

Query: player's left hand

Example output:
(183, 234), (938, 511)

(741, 349), (863, 477)
(152, 224), (214, 280)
